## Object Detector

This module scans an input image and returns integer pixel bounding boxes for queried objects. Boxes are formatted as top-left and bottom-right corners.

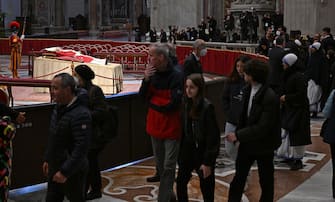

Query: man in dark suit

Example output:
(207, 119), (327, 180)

(321, 27), (335, 52)
(268, 36), (285, 95)
(183, 39), (207, 78)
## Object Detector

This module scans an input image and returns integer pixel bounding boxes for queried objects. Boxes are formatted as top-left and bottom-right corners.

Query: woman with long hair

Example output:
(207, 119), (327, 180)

(222, 55), (251, 161)
(176, 73), (220, 201)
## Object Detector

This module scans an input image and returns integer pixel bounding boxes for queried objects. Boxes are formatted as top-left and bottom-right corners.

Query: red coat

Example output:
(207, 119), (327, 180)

(139, 65), (184, 140)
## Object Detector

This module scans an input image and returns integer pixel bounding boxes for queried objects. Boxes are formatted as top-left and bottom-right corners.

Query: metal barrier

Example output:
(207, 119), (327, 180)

(175, 40), (259, 53)
(10, 77), (226, 189)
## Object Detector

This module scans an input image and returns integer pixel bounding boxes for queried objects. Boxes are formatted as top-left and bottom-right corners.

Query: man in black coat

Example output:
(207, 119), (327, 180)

(227, 59), (281, 202)
(149, 28), (157, 43)
(224, 12), (235, 42)
(43, 73), (91, 202)
(183, 39), (207, 78)
(268, 36), (286, 95)
(321, 27), (335, 52)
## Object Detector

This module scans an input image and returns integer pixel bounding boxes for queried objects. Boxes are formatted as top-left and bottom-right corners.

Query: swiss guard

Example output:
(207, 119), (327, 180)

(9, 21), (24, 78)
(0, 116), (16, 201)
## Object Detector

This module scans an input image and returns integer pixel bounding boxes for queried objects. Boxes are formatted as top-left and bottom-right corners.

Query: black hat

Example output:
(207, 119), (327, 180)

(74, 65), (95, 81)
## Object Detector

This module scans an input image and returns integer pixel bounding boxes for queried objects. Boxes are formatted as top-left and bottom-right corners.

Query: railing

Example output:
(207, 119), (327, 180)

(0, 78), (51, 106)
(9, 77), (225, 189)
(175, 40), (259, 53)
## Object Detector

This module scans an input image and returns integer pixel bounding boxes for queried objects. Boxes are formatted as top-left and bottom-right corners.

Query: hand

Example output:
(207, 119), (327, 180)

(199, 164), (212, 179)
(20, 35), (25, 40)
(53, 171), (67, 183)
(144, 65), (156, 81)
(16, 112), (26, 124)
(227, 132), (237, 143)
(280, 95), (286, 103)
(42, 162), (49, 177)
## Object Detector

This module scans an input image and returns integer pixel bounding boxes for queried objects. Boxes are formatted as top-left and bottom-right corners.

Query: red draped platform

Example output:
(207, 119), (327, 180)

(0, 38), (268, 77)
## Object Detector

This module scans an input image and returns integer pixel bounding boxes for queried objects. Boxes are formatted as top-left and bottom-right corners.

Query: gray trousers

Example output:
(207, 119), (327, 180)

(225, 122), (238, 161)
(151, 136), (180, 202)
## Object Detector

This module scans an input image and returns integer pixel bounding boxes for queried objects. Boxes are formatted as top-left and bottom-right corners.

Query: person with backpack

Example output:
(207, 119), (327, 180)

(73, 65), (108, 200)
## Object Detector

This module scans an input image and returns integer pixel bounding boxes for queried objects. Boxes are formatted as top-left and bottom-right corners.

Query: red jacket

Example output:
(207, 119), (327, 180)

(139, 65), (183, 139)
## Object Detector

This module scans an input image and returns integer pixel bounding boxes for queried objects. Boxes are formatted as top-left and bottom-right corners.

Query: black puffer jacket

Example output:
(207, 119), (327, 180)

(44, 96), (92, 178)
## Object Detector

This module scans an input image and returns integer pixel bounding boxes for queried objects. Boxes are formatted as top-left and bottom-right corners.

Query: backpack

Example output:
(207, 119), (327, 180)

(88, 85), (119, 142)
(100, 103), (119, 141)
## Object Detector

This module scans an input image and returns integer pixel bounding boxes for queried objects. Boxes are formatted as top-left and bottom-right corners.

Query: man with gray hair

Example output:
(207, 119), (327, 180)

(139, 43), (183, 202)
(43, 73), (91, 201)
(183, 39), (207, 78)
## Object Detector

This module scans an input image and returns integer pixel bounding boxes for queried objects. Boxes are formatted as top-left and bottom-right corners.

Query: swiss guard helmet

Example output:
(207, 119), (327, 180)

(9, 21), (20, 33)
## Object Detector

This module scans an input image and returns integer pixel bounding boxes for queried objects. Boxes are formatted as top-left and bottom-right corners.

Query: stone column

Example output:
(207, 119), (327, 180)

(49, 0), (55, 26)
(89, 0), (98, 31)
(54, 0), (64, 26)
(100, 0), (110, 26)
(284, 0), (335, 35)
(203, 0), (208, 20)
(208, 0), (224, 30)
(150, 0), (202, 30)
(134, 0), (143, 23)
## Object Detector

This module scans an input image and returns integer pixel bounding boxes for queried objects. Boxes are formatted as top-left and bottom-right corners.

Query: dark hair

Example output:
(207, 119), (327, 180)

(275, 36), (284, 45)
(243, 59), (269, 84)
(186, 73), (205, 118)
(279, 25), (287, 33)
(53, 73), (76, 93)
(328, 49), (335, 58)
(75, 65), (95, 81)
(229, 55), (251, 82)
(323, 27), (331, 34)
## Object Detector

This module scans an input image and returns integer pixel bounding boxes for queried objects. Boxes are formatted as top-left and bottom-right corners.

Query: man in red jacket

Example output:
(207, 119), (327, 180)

(139, 43), (183, 202)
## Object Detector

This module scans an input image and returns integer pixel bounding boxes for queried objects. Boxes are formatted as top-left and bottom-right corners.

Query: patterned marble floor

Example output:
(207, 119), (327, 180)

(7, 116), (332, 202)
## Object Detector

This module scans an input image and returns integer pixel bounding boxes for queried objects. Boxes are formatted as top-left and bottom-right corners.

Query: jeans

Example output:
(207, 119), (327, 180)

(225, 122), (238, 161)
(151, 136), (180, 202)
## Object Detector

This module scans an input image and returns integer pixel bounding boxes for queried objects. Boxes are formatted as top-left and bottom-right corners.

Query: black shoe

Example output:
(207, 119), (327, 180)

(86, 191), (102, 200)
(170, 192), (177, 202)
(311, 112), (318, 118)
(290, 160), (303, 170)
(146, 174), (160, 182)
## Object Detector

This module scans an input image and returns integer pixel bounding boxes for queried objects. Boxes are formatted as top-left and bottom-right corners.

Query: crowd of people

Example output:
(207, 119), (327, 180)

(144, 11), (283, 44)
(140, 24), (335, 201)
(147, 16), (223, 44)
(2, 18), (335, 201)
(255, 25), (335, 198)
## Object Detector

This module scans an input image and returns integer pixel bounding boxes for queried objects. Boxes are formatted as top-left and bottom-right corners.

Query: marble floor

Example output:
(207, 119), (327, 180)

(6, 116), (333, 202)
